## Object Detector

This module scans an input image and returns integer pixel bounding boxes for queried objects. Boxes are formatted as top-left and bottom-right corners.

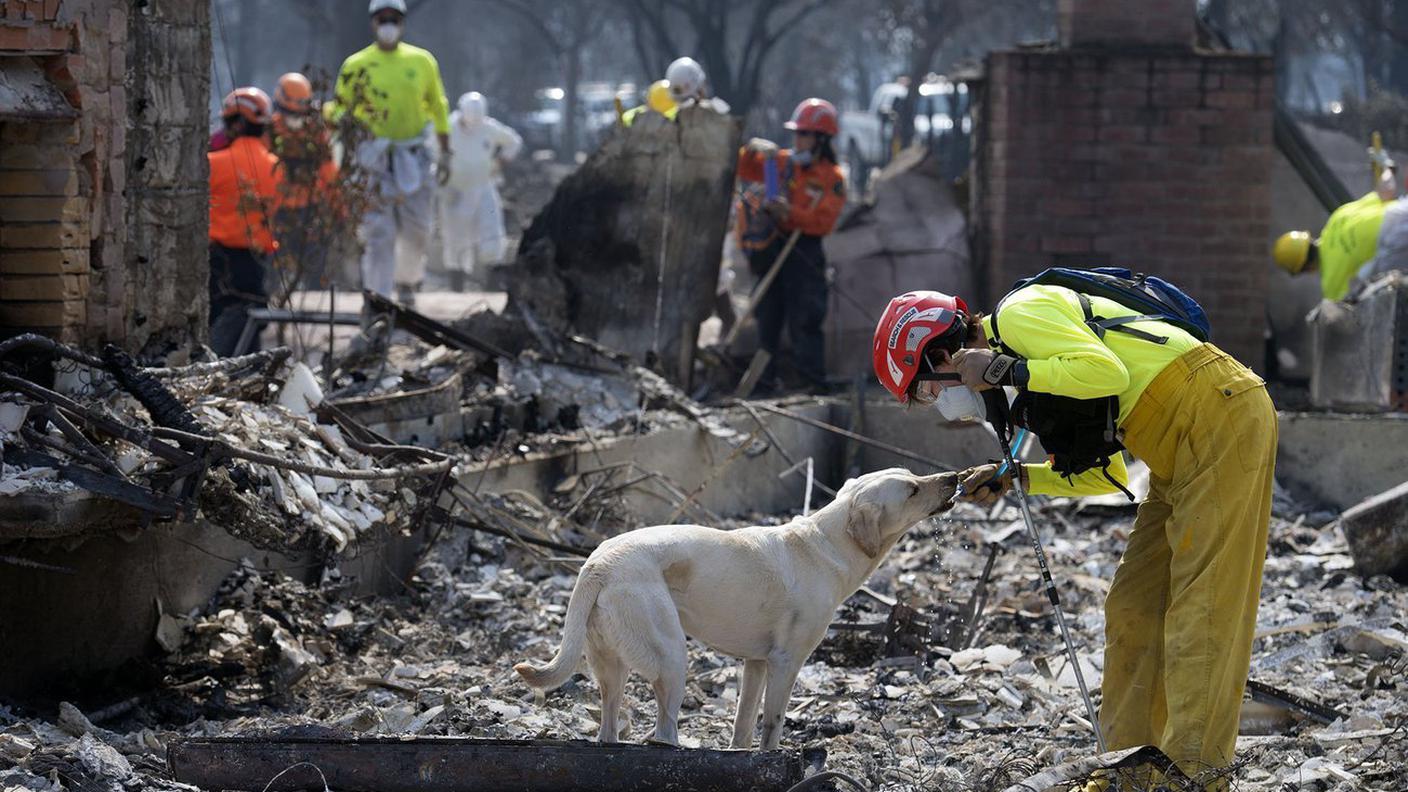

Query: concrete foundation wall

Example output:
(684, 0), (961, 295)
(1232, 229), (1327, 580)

(1277, 411), (1408, 511)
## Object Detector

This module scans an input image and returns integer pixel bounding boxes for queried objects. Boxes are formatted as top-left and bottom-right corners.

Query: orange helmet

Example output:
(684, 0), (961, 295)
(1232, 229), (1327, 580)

(274, 72), (313, 113)
(785, 98), (839, 136)
(221, 86), (273, 125)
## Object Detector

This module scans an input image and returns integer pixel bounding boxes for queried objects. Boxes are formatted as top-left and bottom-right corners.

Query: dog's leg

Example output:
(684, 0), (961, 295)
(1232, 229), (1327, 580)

(730, 659), (768, 748)
(586, 641), (628, 743)
(644, 610), (688, 747)
(649, 658), (686, 746)
(758, 652), (807, 750)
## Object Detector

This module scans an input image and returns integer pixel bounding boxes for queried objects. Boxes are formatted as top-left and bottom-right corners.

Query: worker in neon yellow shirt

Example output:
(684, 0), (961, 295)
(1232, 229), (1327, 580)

(621, 80), (678, 127)
(872, 283), (1276, 790)
(327, 0), (450, 307)
(1273, 169), (1405, 300)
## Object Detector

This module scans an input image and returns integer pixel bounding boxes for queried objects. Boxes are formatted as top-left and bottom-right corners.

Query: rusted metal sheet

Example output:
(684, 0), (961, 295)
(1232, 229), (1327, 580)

(168, 736), (823, 792)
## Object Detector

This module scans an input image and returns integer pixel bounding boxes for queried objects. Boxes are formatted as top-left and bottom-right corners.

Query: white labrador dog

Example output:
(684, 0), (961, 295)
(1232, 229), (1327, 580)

(514, 467), (957, 749)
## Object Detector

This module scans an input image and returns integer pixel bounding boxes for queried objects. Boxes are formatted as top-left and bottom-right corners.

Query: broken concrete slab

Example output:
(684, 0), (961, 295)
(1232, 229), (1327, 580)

(1308, 273), (1408, 412)
(507, 106), (741, 386)
(1339, 479), (1408, 582)
(1275, 411), (1408, 512)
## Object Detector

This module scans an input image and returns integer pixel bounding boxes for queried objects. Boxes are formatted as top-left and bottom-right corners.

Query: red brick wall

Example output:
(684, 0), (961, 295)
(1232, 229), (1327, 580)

(975, 49), (1275, 369)
(1059, 0), (1194, 49)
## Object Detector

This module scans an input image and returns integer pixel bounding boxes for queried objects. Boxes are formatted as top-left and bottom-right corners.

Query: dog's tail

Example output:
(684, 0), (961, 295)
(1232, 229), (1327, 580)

(513, 561), (606, 691)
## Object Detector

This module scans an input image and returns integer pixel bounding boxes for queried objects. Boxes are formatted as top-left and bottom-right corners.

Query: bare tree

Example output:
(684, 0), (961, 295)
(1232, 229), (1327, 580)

(620, 0), (830, 118)
(477, 0), (612, 159)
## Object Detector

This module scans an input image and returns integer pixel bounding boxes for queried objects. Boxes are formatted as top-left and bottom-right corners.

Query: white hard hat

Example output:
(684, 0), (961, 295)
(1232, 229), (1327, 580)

(459, 91), (486, 124)
(665, 56), (706, 101)
(369, 0), (407, 15)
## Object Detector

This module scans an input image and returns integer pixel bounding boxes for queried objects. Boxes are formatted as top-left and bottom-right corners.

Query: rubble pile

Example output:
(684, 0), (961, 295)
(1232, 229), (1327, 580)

(1, 482), (1403, 791)
(0, 340), (447, 552)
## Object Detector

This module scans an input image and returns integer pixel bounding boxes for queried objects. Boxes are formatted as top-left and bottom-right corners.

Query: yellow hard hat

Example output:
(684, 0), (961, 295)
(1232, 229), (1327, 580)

(1272, 231), (1313, 274)
(647, 80), (677, 114)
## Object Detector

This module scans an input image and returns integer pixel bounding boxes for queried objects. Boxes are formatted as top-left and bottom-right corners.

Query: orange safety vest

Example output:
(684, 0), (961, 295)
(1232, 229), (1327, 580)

(735, 148), (845, 251)
(208, 136), (283, 253)
(269, 121), (339, 211)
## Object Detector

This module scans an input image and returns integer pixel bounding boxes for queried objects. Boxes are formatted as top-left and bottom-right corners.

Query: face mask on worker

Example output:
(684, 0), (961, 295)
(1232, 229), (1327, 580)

(376, 22), (402, 47)
(283, 113), (307, 131)
(933, 385), (986, 423)
(792, 148), (813, 168)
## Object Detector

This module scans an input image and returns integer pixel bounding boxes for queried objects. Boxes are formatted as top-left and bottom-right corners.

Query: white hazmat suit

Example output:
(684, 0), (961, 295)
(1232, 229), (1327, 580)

(441, 92), (522, 284)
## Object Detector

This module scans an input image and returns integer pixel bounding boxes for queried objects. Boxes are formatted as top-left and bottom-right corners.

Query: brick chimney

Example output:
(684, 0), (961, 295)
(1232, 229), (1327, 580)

(1059, 0), (1194, 50)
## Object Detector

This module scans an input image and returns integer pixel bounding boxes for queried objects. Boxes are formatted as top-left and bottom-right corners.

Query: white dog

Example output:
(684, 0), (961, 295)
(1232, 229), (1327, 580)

(514, 467), (957, 749)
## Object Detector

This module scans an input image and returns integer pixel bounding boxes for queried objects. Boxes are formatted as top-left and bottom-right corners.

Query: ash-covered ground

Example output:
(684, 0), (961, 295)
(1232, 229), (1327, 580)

(2, 479), (1404, 791)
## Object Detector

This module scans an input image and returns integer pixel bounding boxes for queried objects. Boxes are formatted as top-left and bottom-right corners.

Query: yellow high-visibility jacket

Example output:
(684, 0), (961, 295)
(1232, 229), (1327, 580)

(981, 283), (1201, 496)
(1318, 192), (1387, 301)
(621, 104), (679, 127)
(327, 43), (450, 141)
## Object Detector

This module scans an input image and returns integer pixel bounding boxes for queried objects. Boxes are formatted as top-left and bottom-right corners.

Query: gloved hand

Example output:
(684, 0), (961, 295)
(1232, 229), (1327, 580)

(437, 160), (451, 186)
(953, 349), (996, 391)
(958, 463), (1025, 507)
(745, 137), (779, 158)
(954, 349), (1023, 391)
(764, 197), (790, 223)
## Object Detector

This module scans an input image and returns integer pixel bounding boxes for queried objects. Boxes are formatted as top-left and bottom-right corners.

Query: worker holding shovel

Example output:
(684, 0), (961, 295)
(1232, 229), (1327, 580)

(734, 98), (846, 393)
(871, 275), (1277, 790)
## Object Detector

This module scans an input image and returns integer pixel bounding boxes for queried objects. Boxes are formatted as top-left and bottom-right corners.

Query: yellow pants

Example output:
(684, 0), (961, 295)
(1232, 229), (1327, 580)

(1097, 344), (1276, 787)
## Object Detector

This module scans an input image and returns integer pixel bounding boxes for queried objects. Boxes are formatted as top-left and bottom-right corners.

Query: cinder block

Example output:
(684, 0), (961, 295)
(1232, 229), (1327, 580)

(0, 169), (80, 196)
(0, 248), (89, 275)
(0, 222), (83, 249)
(0, 298), (83, 327)
(0, 273), (88, 300)
(1340, 480), (1408, 581)
(0, 195), (89, 222)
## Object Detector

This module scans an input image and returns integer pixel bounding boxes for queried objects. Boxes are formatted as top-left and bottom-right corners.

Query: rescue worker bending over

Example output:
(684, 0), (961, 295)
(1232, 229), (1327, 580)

(1274, 167), (1407, 300)
(440, 91), (522, 291)
(872, 284), (1276, 790)
(327, 0), (451, 306)
(208, 87), (283, 356)
(735, 98), (845, 391)
(269, 72), (340, 288)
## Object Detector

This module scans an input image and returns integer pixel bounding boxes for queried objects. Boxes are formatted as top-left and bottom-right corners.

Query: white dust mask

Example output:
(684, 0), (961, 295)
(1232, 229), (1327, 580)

(376, 23), (402, 47)
(933, 385), (986, 423)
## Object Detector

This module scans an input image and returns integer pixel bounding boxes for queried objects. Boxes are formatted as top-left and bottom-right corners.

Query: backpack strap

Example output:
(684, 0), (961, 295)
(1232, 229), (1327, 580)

(992, 287), (1172, 353)
(1075, 292), (1170, 345)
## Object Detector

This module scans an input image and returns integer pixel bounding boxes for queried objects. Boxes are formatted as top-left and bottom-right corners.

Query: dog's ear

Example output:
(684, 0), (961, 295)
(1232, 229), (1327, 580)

(846, 501), (884, 558)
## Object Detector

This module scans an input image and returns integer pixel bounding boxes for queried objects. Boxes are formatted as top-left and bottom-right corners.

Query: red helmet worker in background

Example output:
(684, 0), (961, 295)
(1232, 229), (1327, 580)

(734, 97), (846, 393)
(208, 86), (283, 356)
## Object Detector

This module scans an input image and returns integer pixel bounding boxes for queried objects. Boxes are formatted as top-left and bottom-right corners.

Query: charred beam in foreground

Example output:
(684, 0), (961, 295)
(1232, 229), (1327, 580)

(168, 736), (824, 792)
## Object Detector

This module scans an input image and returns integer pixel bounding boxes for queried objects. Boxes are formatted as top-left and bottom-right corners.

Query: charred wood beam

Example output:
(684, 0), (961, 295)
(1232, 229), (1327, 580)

(2, 448), (189, 519)
(167, 736), (822, 792)
(0, 374), (193, 466)
(364, 290), (512, 361)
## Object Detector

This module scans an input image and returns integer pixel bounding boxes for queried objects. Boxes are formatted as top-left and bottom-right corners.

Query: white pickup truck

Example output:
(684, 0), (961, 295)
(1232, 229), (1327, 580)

(839, 78), (968, 191)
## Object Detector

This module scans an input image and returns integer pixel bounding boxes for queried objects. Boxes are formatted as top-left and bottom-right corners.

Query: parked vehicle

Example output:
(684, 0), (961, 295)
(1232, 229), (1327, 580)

(518, 83), (639, 157)
(839, 76), (970, 192)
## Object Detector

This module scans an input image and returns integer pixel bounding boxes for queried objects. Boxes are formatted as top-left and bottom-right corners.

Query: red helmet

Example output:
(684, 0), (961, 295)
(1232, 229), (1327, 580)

(785, 98), (839, 136)
(872, 291), (969, 403)
(221, 86), (273, 125)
